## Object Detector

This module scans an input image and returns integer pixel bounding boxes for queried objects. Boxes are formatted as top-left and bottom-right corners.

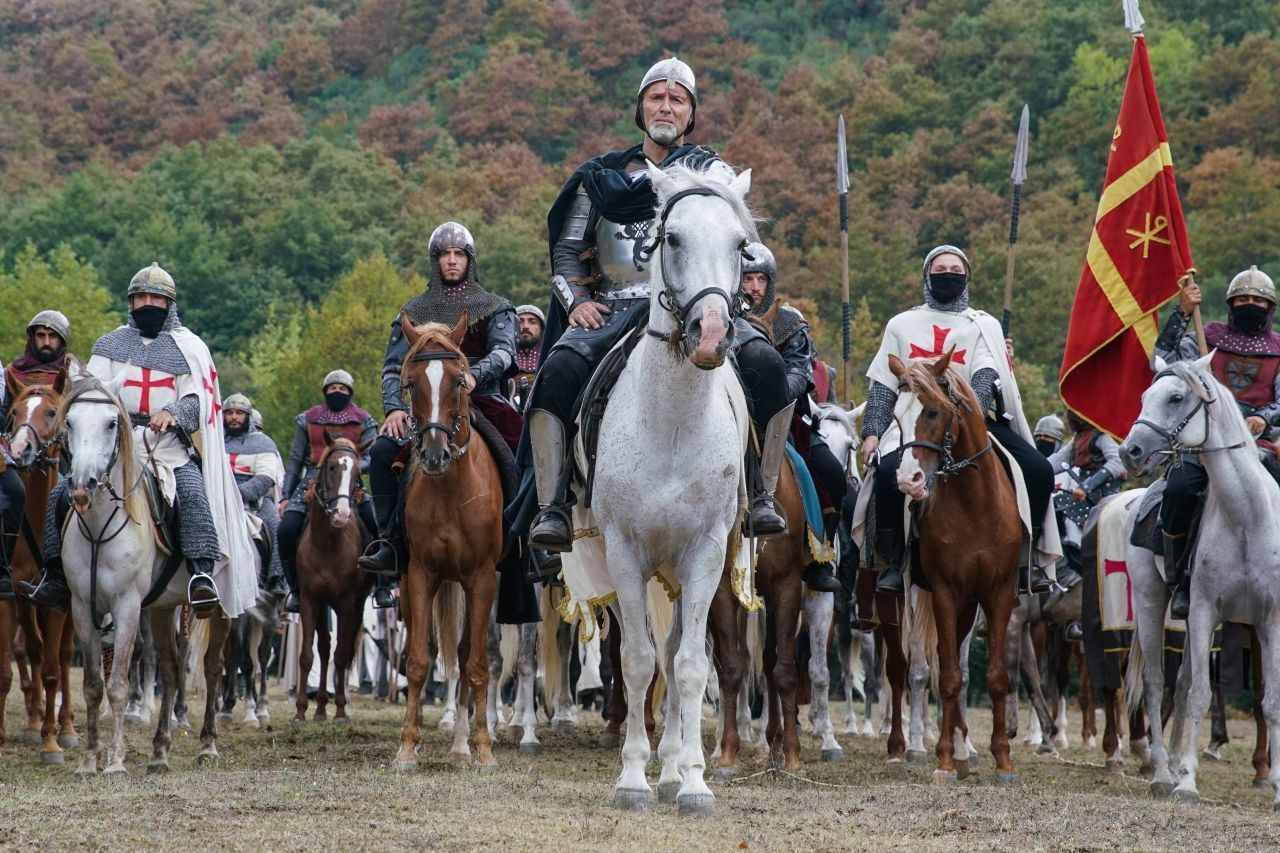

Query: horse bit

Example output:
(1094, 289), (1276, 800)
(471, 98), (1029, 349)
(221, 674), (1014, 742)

(405, 350), (472, 463)
(1133, 368), (1246, 463)
(896, 377), (993, 480)
(314, 443), (366, 521)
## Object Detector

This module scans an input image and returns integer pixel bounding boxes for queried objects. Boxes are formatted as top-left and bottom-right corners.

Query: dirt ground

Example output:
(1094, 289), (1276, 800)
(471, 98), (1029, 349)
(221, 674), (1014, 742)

(2, 671), (1278, 851)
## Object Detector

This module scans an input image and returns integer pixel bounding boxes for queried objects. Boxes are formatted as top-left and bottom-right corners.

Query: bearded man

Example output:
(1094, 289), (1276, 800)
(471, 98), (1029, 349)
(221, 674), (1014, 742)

(223, 393), (286, 603)
(511, 304), (545, 408)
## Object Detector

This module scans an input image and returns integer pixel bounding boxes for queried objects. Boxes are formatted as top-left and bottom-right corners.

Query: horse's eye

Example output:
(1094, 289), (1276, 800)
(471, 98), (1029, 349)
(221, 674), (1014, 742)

(1169, 393), (1184, 404)
(106, 421), (115, 430)
(924, 407), (939, 420)
(667, 233), (680, 249)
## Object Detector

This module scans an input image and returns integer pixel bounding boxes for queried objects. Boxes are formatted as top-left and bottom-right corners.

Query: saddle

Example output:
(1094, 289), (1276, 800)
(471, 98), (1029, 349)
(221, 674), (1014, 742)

(141, 468), (180, 557)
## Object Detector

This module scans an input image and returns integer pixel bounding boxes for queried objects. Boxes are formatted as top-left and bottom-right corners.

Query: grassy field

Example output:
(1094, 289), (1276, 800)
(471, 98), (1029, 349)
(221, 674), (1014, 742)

(2, 670), (1278, 850)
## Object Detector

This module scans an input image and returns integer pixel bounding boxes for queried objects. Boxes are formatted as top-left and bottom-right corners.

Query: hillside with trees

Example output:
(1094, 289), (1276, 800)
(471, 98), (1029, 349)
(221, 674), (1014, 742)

(2, 0), (1278, 442)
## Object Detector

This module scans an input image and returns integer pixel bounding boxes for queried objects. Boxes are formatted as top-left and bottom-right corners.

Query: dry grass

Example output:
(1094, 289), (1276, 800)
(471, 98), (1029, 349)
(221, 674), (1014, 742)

(2, 671), (1278, 850)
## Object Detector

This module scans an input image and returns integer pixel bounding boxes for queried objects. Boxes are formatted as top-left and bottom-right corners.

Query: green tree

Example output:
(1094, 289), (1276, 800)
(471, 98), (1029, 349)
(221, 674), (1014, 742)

(0, 244), (118, 363)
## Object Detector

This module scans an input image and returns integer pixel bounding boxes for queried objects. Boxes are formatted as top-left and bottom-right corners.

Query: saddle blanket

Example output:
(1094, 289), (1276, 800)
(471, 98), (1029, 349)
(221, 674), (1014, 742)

(785, 443), (835, 565)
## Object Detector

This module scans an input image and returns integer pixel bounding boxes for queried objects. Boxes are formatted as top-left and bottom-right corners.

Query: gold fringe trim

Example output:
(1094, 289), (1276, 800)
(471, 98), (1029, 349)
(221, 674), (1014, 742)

(806, 525), (837, 565)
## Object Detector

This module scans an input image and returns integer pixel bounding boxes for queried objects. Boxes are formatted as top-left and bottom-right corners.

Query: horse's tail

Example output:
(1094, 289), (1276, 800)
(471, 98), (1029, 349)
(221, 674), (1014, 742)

(186, 613), (214, 697)
(744, 607), (764, 703)
(433, 581), (463, 679)
(539, 583), (566, 711)
(908, 589), (941, 701)
(1124, 623), (1145, 720)
(648, 579), (673, 720)
(848, 625), (866, 700)
(498, 624), (519, 693)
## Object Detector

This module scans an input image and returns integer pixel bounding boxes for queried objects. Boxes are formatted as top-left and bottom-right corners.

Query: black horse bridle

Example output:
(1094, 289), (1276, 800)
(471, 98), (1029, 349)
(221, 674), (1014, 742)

(640, 186), (751, 347)
(1132, 367), (1246, 461)
(314, 442), (365, 522)
(896, 376), (993, 480)
(404, 349), (472, 463)
(4, 388), (62, 472)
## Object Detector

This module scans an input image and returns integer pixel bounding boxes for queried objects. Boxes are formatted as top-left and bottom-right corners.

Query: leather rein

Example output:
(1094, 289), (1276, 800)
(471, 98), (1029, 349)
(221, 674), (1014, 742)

(1133, 368), (1248, 462)
(896, 376), (994, 480)
(405, 349), (472, 463)
(3, 388), (63, 473)
(313, 443), (365, 523)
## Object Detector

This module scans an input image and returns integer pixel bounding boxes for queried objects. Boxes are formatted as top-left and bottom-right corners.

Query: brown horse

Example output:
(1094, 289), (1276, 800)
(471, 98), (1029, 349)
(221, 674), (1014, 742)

(709, 461), (806, 774)
(293, 433), (372, 723)
(0, 375), (78, 762)
(888, 351), (1022, 783)
(392, 313), (503, 770)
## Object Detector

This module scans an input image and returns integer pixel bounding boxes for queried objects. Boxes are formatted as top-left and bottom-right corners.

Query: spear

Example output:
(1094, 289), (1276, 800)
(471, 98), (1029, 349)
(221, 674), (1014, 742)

(837, 114), (851, 402)
(1002, 104), (1030, 339)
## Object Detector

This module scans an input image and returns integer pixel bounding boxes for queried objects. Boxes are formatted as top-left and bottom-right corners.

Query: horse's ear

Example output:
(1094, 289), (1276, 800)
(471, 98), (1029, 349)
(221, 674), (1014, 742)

(52, 368), (68, 395)
(1192, 349), (1215, 375)
(322, 429), (335, 447)
(933, 346), (955, 375)
(1151, 354), (1169, 374)
(401, 314), (423, 348)
(66, 356), (91, 383)
(888, 354), (907, 379)
(729, 167), (752, 199)
(647, 160), (671, 199)
(357, 438), (373, 455)
(105, 372), (127, 398)
(450, 310), (469, 345)
(4, 370), (22, 402)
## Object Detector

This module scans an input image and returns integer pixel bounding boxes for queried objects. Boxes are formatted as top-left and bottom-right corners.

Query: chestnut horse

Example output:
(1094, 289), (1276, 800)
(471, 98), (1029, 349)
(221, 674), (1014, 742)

(889, 351), (1021, 784)
(392, 314), (503, 770)
(0, 375), (78, 762)
(709, 462), (806, 774)
(293, 433), (372, 723)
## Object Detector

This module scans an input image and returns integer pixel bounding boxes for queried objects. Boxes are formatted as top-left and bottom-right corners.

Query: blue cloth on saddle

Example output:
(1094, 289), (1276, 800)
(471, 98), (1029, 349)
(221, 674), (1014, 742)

(785, 443), (829, 561)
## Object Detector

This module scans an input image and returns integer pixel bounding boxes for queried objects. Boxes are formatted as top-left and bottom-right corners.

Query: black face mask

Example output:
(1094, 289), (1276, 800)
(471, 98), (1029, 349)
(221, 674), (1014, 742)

(928, 272), (968, 304)
(35, 345), (61, 364)
(325, 391), (352, 412)
(131, 306), (169, 338)
(1230, 303), (1270, 334)
(1035, 439), (1059, 457)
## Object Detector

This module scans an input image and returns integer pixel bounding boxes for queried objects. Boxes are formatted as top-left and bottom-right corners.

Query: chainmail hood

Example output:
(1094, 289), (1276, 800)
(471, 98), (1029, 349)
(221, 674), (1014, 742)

(403, 263), (511, 329)
(93, 302), (190, 375)
(922, 244), (971, 313)
(771, 305), (806, 346)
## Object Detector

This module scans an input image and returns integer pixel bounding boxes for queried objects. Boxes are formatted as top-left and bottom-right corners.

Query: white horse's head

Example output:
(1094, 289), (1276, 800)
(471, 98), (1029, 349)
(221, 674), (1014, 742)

(817, 401), (864, 480)
(1120, 351), (1245, 474)
(60, 373), (136, 514)
(647, 160), (756, 370)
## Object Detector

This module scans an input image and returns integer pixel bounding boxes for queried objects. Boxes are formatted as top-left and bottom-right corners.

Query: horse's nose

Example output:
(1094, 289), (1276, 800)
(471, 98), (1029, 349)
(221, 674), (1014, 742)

(1121, 441), (1144, 461)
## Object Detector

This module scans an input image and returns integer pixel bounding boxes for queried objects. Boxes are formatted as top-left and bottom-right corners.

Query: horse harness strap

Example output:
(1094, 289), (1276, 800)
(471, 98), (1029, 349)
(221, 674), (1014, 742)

(406, 350), (472, 462)
(1137, 368), (1248, 461)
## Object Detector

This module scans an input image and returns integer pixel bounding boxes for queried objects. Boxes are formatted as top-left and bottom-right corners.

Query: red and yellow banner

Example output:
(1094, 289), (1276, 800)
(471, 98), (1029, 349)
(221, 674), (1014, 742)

(1059, 36), (1194, 439)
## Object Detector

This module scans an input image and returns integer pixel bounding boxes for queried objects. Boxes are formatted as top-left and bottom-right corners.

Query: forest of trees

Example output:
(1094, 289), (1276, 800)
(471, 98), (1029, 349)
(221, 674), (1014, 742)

(2, 0), (1278, 445)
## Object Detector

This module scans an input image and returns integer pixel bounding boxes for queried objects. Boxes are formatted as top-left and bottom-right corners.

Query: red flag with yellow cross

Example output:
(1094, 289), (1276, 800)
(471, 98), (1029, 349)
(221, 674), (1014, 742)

(1059, 35), (1194, 438)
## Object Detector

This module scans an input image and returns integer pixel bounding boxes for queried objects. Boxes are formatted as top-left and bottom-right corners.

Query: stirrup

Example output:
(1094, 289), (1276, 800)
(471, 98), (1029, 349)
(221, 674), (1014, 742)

(876, 565), (904, 594)
(21, 577), (70, 613)
(283, 591), (301, 614)
(358, 538), (402, 577)
(188, 573), (220, 619)
(530, 506), (573, 552)
(745, 494), (787, 537)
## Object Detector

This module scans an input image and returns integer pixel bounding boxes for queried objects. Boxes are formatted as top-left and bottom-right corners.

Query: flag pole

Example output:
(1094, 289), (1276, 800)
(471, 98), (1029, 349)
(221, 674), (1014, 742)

(836, 115), (851, 403)
(1185, 270), (1209, 356)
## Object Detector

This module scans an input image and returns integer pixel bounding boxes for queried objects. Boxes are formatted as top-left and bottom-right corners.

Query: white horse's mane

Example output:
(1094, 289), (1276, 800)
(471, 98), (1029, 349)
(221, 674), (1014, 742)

(656, 160), (761, 243)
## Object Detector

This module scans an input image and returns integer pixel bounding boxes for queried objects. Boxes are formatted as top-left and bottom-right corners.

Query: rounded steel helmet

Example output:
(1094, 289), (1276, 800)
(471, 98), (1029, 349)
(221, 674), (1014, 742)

(27, 309), (70, 344)
(429, 221), (476, 261)
(634, 56), (697, 137)
(250, 408), (264, 430)
(1225, 265), (1276, 305)
(1033, 414), (1065, 443)
(323, 369), (355, 393)
(515, 304), (546, 325)
(742, 242), (777, 314)
(923, 244), (971, 278)
(127, 262), (177, 301)
(222, 393), (253, 415)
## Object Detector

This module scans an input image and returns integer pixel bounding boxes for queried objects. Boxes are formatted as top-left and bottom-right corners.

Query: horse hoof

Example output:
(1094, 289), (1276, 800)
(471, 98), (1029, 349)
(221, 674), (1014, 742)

(1149, 781), (1174, 799)
(599, 732), (620, 749)
(449, 752), (471, 767)
(518, 742), (542, 756)
(334, 716), (350, 726)
(1252, 778), (1274, 791)
(40, 750), (65, 766)
(612, 788), (652, 811)
(821, 748), (844, 763)
(392, 759), (417, 773)
(257, 711), (270, 724)
(956, 758), (970, 781)
(932, 770), (957, 786)
(124, 714), (143, 728)
(906, 749), (927, 766)
(1201, 745), (1222, 762)
(475, 761), (499, 774)
(147, 762), (170, 775)
(886, 758), (908, 779)
(1035, 743), (1056, 756)
(712, 766), (739, 781)
(74, 768), (97, 781)
(215, 712), (232, 725)
(21, 730), (41, 746)
(104, 767), (129, 781)
(657, 781), (681, 804)
(1105, 757), (1123, 774)
(439, 722), (455, 734)
(1171, 788), (1200, 806)
(58, 733), (79, 750)
(242, 718), (259, 730)
(676, 793), (715, 818)
(551, 719), (577, 735)
(996, 771), (1020, 788)
(196, 752), (219, 768)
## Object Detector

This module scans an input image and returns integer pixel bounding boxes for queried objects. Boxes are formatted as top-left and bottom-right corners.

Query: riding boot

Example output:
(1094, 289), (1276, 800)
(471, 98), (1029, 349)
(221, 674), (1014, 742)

(1022, 525), (1052, 594)
(522, 548), (561, 585)
(371, 574), (396, 609)
(358, 478), (405, 577)
(528, 410), (573, 552)
(1164, 532), (1191, 620)
(747, 401), (795, 537)
(0, 531), (14, 600)
(281, 553), (301, 614)
(875, 532), (905, 594)
(1055, 559), (1082, 590)
(19, 487), (71, 611)
(803, 513), (842, 593)
(187, 558), (219, 619)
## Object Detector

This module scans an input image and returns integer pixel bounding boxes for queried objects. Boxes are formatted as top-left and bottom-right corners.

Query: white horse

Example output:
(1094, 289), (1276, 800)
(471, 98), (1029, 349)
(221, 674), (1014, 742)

(58, 373), (230, 777)
(1119, 353), (1280, 807)
(586, 160), (754, 815)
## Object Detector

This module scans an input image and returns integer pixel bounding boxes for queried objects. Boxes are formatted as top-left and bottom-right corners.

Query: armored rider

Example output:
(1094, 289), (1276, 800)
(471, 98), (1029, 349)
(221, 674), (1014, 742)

(1048, 411), (1124, 540)
(223, 393), (287, 602)
(511, 304), (545, 409)
(358, 222), (519, 577)
(528, 57), (795, 551)
(740, 242), (843, 592)
(25, 263), (229, 616)
(1154, 266), (1280, 619)
(859, 246), (1057, 595)
(1033, 414), (1065, 457)
(277, 370), (381, 612)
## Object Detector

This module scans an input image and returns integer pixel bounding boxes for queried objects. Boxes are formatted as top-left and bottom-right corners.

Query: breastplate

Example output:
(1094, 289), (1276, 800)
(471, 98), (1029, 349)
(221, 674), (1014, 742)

(594, 216), (653, 292)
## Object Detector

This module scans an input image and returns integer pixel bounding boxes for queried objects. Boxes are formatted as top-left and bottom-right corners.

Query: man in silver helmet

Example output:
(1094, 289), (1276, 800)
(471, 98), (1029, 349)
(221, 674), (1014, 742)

(223, 393), (287, 602)
(1152, 266), (1280, 619)
(279, 369), (380, 611)
(359, 221), (519, 577)
(1033, 414), (1066, 457)
(511, 304), (545, 409)
(741, 241), (844, 592)
(526, 57), (795, 551)
(24, 263), (255, 617)
(858, 246), (1059, 595)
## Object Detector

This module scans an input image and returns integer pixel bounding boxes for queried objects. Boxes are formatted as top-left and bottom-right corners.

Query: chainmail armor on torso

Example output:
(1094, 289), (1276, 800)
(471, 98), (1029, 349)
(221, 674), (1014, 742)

(401, 270), (511, 328)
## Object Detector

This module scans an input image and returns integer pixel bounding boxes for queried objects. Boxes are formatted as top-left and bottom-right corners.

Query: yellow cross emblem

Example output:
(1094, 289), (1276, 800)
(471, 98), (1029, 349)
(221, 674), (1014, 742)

(1125, 212), (1171, 259)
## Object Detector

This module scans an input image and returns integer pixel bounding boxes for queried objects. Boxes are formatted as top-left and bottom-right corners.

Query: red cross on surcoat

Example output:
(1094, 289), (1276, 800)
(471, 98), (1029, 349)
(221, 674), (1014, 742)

(123, 368), (176, 415)
(228, 453), (253, 475)
(1104, 558), (1133, 621)
(909, 325), (967, 364)
(204, 366), (221, 425)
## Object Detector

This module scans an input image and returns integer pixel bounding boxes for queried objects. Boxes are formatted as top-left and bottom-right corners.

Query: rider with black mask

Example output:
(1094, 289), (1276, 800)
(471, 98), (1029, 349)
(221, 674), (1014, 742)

(1153, 265), (1280, 619)
(276, 369), (380, 613)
